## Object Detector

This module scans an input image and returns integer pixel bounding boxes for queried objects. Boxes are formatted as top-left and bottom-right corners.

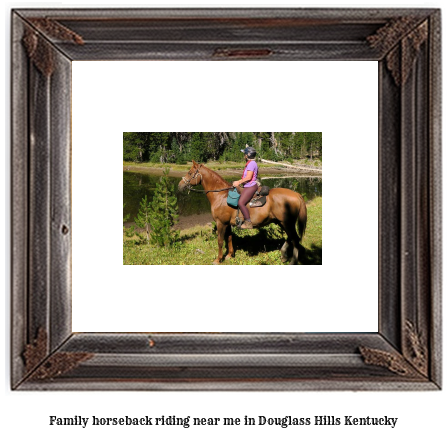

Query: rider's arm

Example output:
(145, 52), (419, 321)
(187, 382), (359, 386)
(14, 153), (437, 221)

(233, 171), (253, 186)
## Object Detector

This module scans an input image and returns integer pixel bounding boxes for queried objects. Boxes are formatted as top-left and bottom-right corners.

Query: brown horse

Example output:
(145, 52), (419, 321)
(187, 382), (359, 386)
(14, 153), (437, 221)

(178, 161), (307, 265)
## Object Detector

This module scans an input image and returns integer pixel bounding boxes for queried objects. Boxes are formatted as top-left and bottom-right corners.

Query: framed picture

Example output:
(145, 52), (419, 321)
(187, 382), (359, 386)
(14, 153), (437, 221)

(11, 8), (441, 390)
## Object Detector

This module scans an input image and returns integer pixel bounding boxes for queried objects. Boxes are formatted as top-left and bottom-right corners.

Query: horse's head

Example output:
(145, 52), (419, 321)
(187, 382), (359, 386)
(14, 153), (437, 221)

(178, 160), (203, 192)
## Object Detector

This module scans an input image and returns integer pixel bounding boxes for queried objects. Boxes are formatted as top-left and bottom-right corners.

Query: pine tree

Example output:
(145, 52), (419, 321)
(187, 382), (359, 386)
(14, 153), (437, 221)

(171, 137), (180, 163)
(190, 132), (206, 163)
(123, 203), (135, 238)
(134, 195), (151, 242)
(123, 203), (130, 226)
(149, 167), (180, 247)
(241, 132), (255, 150)
(123, 132), (146, 162)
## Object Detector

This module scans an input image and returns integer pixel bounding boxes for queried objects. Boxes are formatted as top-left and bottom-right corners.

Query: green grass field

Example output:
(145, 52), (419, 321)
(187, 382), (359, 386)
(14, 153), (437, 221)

(123, 197), (322, 265)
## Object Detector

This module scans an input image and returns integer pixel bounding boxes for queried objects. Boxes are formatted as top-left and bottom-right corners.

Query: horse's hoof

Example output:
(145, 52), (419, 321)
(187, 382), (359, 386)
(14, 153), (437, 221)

(213, 259), (221, 265)
(281, 256), (289, 263)
(225, 254), (234, 260)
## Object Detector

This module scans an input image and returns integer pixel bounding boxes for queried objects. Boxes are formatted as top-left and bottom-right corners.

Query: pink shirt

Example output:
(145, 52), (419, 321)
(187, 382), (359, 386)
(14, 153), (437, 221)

(243, 160), (258, 187)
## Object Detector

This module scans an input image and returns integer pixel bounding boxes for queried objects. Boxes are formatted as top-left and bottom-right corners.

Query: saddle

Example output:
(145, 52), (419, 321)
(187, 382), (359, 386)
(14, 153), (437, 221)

(235, 184), (270, 208)
(231, 184), (270, 228)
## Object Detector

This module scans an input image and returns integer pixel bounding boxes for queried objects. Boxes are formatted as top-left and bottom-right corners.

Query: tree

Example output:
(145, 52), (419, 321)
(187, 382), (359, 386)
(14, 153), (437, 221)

(123, 132), (146, 162)
(257, 132), (276, 160)
(310, 132), (322, 160)
(277, 132), (294, 159)
(227, 132), (245, 162)
(134, 195), (151, 242)
(189, 132), (207, 162)
(123, 132), (322, 164)
(123, 203), (130, 226)
(171, 137), (181, 163)
(147, 132), (170, 163)
(123, 203), (135, 238)
(149, 167), (180, 247)
(293, 132), (307, 159)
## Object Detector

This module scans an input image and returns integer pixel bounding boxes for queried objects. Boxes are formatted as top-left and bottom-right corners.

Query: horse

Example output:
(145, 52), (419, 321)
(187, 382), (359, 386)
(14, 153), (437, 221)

(178, 161), (307, 265)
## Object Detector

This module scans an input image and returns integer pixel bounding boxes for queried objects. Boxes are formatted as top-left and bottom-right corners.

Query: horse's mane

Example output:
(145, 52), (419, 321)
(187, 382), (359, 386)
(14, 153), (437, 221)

(201, 165), (232, 188)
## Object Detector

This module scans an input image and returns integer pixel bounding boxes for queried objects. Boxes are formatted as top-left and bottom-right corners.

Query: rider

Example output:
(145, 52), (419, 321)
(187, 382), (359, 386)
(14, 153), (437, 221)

(232, 145), (259, 229)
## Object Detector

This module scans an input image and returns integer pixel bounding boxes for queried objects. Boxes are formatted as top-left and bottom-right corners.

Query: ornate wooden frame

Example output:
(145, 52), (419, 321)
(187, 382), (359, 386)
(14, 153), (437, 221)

(11, 8), (442, 390)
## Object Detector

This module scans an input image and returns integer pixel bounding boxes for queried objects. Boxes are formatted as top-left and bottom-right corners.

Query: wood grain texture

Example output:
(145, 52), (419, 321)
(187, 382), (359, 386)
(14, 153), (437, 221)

(378, 59), (401, 350)
(11, 7), (442, 391)
(11, 12), (29, 389)
(49, 50), (72, 350)
(28, 55), (51, 344)
(428, 10), (442, 388)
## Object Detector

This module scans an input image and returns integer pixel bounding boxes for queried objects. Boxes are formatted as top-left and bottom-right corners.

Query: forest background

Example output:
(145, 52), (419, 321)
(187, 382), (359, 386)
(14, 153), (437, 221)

(123, 132), (323, 164)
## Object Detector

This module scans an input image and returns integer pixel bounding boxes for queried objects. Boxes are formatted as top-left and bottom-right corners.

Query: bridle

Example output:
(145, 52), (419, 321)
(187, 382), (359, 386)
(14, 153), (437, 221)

(182, 166), (203, 189)
(181, 165), (232, 194)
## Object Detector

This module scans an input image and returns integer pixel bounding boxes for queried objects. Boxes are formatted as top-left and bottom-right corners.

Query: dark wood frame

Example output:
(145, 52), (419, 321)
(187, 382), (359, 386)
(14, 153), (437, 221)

(11, 8), (441, 390)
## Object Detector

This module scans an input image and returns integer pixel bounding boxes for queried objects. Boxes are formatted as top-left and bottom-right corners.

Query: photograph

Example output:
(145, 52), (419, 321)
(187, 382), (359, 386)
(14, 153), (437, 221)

(123, 132), (322, 265)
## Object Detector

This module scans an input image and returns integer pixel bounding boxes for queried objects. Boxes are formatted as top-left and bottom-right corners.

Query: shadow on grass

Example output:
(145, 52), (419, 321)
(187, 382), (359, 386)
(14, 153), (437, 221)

(299, 243), (322, 265)
(231, 232), (284, 257)
(232, 232), (322, 265)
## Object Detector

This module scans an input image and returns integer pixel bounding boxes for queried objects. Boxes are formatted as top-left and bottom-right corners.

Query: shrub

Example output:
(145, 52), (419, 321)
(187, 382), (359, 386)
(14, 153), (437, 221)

(148, 167), (180, 247)
(134, 195), (151, 242)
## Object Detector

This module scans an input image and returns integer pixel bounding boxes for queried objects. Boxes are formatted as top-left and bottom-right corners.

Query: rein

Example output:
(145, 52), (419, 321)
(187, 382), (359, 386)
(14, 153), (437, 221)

(187, 186), (232, 194)
(182, 165), (232, 194)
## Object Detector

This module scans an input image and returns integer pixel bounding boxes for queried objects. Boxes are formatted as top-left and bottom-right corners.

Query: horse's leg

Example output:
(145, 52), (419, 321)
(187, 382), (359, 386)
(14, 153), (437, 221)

(282, 222), (300, 265)
(280, 239), (292, 263)
(277, 222), (293, 263)
(213, 220), (227, 264)
(290, 238), (300, 265)
(224, 225), (234, 260)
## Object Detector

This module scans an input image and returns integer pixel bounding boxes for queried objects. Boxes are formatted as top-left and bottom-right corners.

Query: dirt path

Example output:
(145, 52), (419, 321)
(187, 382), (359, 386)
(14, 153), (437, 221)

(176, 213), (214, 229)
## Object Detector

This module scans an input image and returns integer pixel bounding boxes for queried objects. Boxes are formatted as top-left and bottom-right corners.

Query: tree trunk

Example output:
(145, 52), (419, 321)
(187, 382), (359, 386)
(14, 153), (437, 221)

(270, 132), (278, 155)
(302, 134), (306, 159)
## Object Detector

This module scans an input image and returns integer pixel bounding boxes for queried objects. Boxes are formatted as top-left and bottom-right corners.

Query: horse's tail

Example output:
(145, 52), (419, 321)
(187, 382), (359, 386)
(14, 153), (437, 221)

(297, 196), (307, 241)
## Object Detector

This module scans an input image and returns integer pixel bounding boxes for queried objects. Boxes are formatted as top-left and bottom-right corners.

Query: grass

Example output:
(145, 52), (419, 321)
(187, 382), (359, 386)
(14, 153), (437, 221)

(123, 197), (322, 265)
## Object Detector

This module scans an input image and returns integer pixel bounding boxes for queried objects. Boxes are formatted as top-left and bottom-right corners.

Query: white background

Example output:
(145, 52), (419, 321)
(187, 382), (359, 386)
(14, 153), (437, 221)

(2, 1), (445, 438)
(72, 60), (378, 332)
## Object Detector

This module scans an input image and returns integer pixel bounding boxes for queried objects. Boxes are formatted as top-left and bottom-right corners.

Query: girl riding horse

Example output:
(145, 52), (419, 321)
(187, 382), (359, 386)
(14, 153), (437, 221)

(178, 160), (307, 265)
(232, 146), (259, 229)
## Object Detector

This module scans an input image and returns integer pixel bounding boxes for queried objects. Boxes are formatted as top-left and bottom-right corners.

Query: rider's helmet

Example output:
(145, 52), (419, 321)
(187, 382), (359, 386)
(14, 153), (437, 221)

(241, 145), (257, 159)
